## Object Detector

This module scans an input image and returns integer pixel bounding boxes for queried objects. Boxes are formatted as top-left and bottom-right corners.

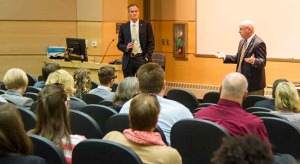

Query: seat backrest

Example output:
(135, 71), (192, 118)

(26, 73), (37, 86)
(171, 119), (230, 164)
(111, 83), (119, 92)
(72, 139), (142, 164)
(23, 92), (38, 101)
(82, 93), (104, 104)
(26, 86), (41, 93)
(252, 112), (288, 121)
(202, 91), (220, 104)
(0, 89), (5, 95)
(167, 88), (199, 112)
(246, 106), (272, 113)
(242, 95), (269, 109)
(80, 104), (117, 133)
(17, 107), (37, 131)
(28, 134), (66, 164)
(91, 81), (98, 90)
(261, 117), (300, 159)
(69, 110), (103, 139)
(98, 100), (114, 108)
(151, 52), (166, 70)
(105, 114), (168, 145)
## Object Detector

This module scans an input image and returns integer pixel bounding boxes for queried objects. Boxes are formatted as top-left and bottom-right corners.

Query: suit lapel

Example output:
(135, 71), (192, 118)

(244, 35), (256, 57)
(125, 22), (132, 41)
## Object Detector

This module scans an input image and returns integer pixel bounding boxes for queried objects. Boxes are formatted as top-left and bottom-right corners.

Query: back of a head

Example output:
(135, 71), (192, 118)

(211, 135), (273, 164)
(3, 68), (28, 90)
(272, 78), (289, 98)
(136, 63), (165, 94)
(0, 103), (32, 156)
(34, 83), (71, 143)
(98, 66), (116, 85)
(73, 68), (92, 98)
(113, 77), (139, 108)
(129, 93), (160, 132)
(221, 72), (248, 99)
(42, 63), (61, 81)
(275, 81), (300, 113)
(46, 69), (74, 97)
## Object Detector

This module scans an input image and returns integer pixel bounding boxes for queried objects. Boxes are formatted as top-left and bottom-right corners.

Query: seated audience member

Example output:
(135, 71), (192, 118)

(254, 78), (289, 110)
(29, 84), (86, 164)
(112, 77), (139, 111)
(194, 72), (296, 164)
(0, 68), (34, 108)
(272, 81), (300, 129)
(73, 68), (92, 99)
(0, 103), (46, 164)
(34, 63), (61, 88)
(119, 63), (193, 145)
(89, 66), (116, 100)
(46, 69), (86, 110)
(211, 135), (273, 164)
(103, 93), (182, 164)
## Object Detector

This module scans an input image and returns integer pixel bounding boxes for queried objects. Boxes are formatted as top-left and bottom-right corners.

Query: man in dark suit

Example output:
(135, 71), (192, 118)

(117, 3), (155, 78)
(216, 20), (267, 95)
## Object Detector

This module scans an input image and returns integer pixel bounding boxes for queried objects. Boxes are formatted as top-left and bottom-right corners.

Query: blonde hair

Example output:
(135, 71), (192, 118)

(46, 69), (74, 98)
(275, 82), (300, 113)
(3, 68), (28, 89)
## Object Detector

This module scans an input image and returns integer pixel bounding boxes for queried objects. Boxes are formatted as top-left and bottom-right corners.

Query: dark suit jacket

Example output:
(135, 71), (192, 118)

(117, 20), (155, 70)
(254, 99), (275, 111)
(224, 35), (267, 92)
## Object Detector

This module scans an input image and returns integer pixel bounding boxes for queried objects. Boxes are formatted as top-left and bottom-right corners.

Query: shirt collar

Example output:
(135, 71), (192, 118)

(217, 99), (242, 108)
(246, 34), (255, 46)
(97, 85), (112, 91)
(130, 19), (139, 27)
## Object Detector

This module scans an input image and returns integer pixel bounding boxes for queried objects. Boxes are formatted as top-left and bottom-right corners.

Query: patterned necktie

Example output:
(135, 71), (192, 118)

(237, 40), (247, 73)
(132, 24), (138, 54)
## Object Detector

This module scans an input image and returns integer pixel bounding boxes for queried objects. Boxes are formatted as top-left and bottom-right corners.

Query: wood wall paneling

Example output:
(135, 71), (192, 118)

(77, 0), (103, 21)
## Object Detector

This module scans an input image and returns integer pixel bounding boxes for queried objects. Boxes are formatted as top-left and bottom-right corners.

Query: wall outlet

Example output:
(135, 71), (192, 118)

(91, 41), (97, 47)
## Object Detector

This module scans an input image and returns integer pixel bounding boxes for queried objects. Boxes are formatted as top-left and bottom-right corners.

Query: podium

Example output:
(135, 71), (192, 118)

(44, 58), (123, 83)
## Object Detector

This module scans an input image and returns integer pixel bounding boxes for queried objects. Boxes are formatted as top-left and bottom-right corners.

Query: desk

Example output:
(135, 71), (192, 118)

(44, 58), (123, 83)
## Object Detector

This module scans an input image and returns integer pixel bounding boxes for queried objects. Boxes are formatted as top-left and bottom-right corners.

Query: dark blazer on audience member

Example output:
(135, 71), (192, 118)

(117, 20), (155, 71)
(224, 35), (266, 92)
(254, 99), (275, 111)
(0, 89), (34, 108)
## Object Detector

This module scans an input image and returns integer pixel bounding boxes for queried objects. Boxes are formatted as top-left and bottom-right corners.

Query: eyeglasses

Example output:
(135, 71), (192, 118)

(112, 75), (117, 80)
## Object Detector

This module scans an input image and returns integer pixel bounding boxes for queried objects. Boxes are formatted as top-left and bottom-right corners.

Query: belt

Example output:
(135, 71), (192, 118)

(130, 53), (143, 57)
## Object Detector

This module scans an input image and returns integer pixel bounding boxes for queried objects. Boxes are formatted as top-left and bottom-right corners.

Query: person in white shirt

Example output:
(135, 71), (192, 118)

(119, 63), (193, 145)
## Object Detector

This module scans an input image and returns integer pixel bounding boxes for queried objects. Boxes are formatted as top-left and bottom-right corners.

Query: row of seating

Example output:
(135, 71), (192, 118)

(166, 88), (271, 112)
(26, 116), (300, 164)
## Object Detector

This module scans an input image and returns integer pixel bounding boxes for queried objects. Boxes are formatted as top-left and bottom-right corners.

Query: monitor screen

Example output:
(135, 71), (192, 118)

(66, 38), (88, 62)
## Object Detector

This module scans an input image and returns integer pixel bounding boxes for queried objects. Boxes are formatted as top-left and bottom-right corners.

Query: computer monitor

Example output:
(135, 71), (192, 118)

(66, 38), (88, 62)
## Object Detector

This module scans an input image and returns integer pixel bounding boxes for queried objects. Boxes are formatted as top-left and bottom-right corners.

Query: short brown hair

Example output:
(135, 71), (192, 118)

(129, 93), (160, 132)
(128, 3), (139, 12)
(0, 103), (33, 155)
(98, 66), (116, 85)
(136, 63), (165, 94)
(42, 63), (61, 80)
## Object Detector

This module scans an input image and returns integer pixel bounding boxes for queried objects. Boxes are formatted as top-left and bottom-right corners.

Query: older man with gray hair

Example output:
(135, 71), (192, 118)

(194, 72), (268, 141)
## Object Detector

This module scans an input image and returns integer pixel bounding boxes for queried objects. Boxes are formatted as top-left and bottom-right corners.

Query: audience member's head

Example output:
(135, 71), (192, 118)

(42, 63), (61, 81)
(113, 77), (139, 110)
(46, 69), (74, 98)
(211, 135), (273, 164)
(275, 81), (300, 113)
(73, 68), (92, 99)
(32, 83), (71, 149)
(220, 72), (248, 104)
(0, 103), (33, 156)
(129, 93), (160, 132)
(136, 63), (165, 95)
(98, 66), (116, 87)
(3, 68), (28, 94)
(272, 78), (289, 98)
